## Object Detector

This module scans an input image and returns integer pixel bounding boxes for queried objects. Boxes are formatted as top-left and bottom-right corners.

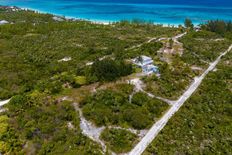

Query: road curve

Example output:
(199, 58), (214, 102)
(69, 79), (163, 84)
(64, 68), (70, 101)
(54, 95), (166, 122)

(128, 44), (232, 155)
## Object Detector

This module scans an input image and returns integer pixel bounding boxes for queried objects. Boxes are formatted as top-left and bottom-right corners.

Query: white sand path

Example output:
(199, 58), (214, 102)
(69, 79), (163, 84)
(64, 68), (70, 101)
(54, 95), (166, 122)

(0, 99), (10, 107)
(0, 99), (11, 113)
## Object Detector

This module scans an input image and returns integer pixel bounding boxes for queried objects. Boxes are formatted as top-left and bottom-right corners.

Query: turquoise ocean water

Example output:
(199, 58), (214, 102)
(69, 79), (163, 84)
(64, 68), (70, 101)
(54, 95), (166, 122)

(1, 0), (232, 25)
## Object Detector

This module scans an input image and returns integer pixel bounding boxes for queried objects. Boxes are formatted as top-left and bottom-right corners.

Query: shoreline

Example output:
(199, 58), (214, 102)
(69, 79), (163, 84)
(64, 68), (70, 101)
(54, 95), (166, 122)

(2, 5), (188, 27)
(23, 7), (182, 27)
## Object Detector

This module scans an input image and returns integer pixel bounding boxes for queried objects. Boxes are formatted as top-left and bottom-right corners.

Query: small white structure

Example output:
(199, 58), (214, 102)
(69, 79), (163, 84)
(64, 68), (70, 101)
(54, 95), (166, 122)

(194, 26), (201, 32)
(58, 57), (72, 62)
(133, 55), (159, 74)
(0, 20), (9, 25)
(52, 16), (64, 22)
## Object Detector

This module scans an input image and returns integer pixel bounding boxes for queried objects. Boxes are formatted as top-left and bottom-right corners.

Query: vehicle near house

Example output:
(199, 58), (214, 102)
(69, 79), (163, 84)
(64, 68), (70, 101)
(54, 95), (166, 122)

(132, 55), (159, 75)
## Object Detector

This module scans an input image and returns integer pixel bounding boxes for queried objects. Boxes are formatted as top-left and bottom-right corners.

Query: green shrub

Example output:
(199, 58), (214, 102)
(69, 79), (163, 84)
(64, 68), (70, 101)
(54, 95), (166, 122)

(144, 52), (232, 155)
(75, 76), (87, 85)
(101, 128), (137, 153)
(82, 89), (169, 129)
(90, 59), (132, 81)
(131, 92), (149, 106)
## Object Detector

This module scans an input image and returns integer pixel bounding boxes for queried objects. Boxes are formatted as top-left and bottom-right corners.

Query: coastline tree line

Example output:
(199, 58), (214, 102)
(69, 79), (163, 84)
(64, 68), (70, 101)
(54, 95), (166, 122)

(202, 20), (232, 39)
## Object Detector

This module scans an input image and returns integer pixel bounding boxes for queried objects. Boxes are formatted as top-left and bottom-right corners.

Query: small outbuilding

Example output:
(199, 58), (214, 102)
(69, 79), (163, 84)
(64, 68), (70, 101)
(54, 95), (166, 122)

(58, 57), (72, 62)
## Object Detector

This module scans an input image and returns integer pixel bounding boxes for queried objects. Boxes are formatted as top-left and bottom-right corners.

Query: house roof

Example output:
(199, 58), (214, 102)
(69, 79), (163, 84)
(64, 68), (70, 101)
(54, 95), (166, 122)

(133, 55), (153, 67)
(140, 55), (152, 61)
(146, 64), (158, 70)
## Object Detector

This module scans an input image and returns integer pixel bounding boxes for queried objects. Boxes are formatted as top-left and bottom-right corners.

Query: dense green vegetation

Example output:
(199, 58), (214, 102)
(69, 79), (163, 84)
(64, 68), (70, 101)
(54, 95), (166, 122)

(81, 85), (169, 129)
(143, 30), (231, 100)
(180, 30), (231, 67)
(0, 7), (55, 23)
(1, 7), (232, 154)
(184, 18), (194, 29)
(0, 93), (102, 154)
(202, 20), (232, 39)
(88, 59), (133, 82)
(135, 42), (163, 56)
(0, 8), (177, 154)
(101, 128), (137, 153)
(0, 7), (180, 100)
(144, 51), (232, 155)
(143, 56), (195, 100)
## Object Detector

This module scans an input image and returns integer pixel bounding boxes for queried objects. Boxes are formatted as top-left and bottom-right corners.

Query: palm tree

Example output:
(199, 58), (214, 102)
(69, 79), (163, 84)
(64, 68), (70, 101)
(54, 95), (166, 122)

(137, 56), (143, 64)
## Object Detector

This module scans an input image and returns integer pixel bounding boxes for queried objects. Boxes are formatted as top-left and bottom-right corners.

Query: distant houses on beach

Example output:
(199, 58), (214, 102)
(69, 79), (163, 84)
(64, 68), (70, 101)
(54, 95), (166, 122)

(52, 16), (64, 22)
(132, 55), (159, 75)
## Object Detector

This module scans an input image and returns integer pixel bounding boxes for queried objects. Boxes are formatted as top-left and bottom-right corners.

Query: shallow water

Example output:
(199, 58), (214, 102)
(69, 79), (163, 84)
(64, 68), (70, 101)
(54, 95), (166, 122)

(1, 0), (232, 25)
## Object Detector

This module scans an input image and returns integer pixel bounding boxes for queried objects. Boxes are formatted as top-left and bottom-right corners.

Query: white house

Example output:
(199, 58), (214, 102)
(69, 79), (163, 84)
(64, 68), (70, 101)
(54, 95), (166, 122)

(133, 55), (159, 74)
